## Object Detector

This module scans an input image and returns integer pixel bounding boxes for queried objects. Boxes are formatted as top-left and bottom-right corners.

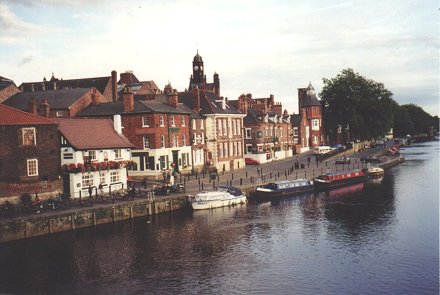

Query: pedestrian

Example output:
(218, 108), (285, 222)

(143, 177), (147, 189)
(307, 156), (311, 167)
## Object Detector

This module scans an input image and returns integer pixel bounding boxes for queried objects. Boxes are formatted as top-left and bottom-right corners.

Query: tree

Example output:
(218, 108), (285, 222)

(400, 104), (438, 136)
(320, 68), (395, 142)
(392, 105), (415, 137)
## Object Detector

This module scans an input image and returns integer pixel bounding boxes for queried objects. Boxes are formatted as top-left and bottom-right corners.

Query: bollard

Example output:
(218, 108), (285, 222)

(213, 180), (216, 189)
(240, 178), (243, 185)
(278, 171), (280, 178)
(246, 171), (248, 178)
(201, 182), (204, 191)
(296, 171), (297, 179)
(217, 174), (220, 182)
(313, 169), (314, 176)
(270, 172), (272, 179)
(305, 171), (307, 178)
(326, 161), (328, 167)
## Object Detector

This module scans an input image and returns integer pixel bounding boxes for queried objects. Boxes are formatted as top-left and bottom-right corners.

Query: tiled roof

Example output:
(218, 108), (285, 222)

(20, 76), (111, 94)
(3, 88), (91, 110)
(0, 104), (56, 125)
(54, 118), (134, 150)
(179, 90), (242, 115)
(0, 76), (15, 91)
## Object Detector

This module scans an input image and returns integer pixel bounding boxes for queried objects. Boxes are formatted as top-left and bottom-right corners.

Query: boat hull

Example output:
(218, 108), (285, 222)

(255, 186), (314, 201)
(191, 195), (247, 210)
(314, 175), (367, 191)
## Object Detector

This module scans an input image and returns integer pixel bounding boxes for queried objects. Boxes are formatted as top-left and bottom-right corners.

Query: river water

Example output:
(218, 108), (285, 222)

(0, 140), (438, 295)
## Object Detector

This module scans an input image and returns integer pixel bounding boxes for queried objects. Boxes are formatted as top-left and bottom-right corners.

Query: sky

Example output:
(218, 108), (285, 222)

(0, 0), (438, 116)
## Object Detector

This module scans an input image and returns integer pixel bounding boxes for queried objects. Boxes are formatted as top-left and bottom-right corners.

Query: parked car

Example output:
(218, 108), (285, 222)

(335, 157), (351, 164)
(332, 144), (346, 151)
(360, 156), (382, 163)
(245, 158), (260, 165)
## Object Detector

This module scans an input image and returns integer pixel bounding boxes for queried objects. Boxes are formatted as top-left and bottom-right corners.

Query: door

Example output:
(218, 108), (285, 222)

(172, 150), (179, 172)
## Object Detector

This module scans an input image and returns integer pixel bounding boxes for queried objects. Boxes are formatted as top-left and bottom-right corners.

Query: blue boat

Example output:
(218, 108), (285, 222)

(255, 179), (314, 200)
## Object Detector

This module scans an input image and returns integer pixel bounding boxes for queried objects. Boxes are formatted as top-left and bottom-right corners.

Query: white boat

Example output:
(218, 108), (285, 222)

(190, 186), (247, 210)
(364, 166), (385, 178)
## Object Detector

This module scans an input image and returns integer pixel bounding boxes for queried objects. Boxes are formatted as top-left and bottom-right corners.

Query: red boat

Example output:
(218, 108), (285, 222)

(313, 169), (367, 191)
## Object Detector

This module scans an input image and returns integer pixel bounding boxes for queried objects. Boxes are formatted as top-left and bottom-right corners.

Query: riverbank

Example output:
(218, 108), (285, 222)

(0, 145), (404, 243)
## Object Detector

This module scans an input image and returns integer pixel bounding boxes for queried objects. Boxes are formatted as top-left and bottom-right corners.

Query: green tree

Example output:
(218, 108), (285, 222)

(401, 104), (437, 135)
(393, 104), (415, 137)
(320, 68), (395, 142)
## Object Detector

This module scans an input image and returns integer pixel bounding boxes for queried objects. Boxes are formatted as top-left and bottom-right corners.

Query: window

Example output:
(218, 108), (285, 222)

(312, 119), (319, 131)
(160, 115), (165, 126)
(246, 144), (252, 154)
(171, 116), (175, 126)
(200, 119), (204, 130)
(61, 136), (67, 145)
(238, 142), (242, 155)
(82, 174), (93, 187)
(182, 134), (187, 146)
(27, 159), (38, 176)
(110, 171), (119, 183)
(233, 142), (237, 156)
(160, 135), (165, 148)
(142, 116), (150, 127)
(182, 153), (189, 166)
(100, 172), (106, 184)
(232, 120), (236, 135)
(313, 136), (318, 144)
(257, 131), (263, 138)
(245, 128), (251, 139)
(56, 111), (66, 117)
(201, 132), (204, 144)
(293, 128), (299, 136)
(88, 150), (96, 161)
(219, 143), (223, 158)
(192, 119), (196, 130)
(114, 149), (122, 159)
(63, 153), (73, 160)
(22, 128), (36, 146)
(143, 136), (150, 149)
(222, 119), (227, 135)
(218, 119), (222, 136)
(172, 135), (177, 147)
(223, 142), (228, 157)
(181, 115), (186, 126)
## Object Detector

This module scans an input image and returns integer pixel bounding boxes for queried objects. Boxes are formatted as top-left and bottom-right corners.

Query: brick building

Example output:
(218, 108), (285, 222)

(2, 87), (107, 118)
(230, 93), (293, 163)
(296, 83), (324, 151)
(18, 71), (118, 102)
(78, 86), (193, 180)
(0, 104), (61, 202)
(0, 76), (20, 103)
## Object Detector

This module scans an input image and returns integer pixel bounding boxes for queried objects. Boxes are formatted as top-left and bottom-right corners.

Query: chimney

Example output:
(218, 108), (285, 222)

(28, 99), (37, 115)
(111, 70), (117, 102)
(123, 86), (134, 113)
(169, 89), (178, 108)
(91, 88), (98, 106)
(164, 83), (173, 95)
(113, 114), (122, 134)
(41, 82), (45, 91)
(221, 97), (226, 110)
(192, 86), (201, 112)
(213, 72), (220, 96)
(39, 98), (50, 118)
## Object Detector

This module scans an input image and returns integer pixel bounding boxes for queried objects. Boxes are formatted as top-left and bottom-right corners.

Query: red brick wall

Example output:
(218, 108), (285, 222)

(122, 113), (191, 149)
(69, 90), (108, 117)
(0, 124), (61, 198)
(0, 84), (20, 103)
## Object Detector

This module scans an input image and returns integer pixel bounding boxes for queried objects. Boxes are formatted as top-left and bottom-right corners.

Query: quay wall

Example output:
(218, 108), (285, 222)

(0, 154), (405, 243)
(0, 195), (188, 243)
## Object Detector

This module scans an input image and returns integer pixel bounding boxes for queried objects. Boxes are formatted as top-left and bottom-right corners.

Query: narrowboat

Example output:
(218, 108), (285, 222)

(190, 186), (247, 210)
(255, 179), (314, 200)
(313, 169), (367, 191)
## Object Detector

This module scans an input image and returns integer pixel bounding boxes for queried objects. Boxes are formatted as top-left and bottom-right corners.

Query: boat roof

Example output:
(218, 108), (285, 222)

(322, 169), (362, 177)
(267, 179), (307, 185)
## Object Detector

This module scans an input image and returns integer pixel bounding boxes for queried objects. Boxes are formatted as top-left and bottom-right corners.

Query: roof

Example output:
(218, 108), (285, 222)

(299, 83), (321, 107)
(78, 98), (191, 117)
(244, 109), (263, 124)
(179, 90), (242, 115)
(54, 118), (134, 150)
(0, 76), (15, 91)
(291, 114), (302, 126)
(3, 88), (91, 110)
(0, 104), (56, 126)
(20, 75), (111, 94)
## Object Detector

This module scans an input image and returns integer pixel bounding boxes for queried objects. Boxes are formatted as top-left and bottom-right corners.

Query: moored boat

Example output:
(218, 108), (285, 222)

(313, 169), (367, 191)
(255, 179), (314, 200)
(190, 186), (247, 210)
(363, 166), (385, 178)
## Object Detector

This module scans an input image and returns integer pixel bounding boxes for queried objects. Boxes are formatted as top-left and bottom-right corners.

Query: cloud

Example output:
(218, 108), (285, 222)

(18, 55), (33, 67)
(0, 3), (41, 33)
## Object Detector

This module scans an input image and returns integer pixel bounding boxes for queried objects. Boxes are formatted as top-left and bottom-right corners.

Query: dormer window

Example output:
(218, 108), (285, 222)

(160, 116), (165, 127)
(171, 116), (175, 126)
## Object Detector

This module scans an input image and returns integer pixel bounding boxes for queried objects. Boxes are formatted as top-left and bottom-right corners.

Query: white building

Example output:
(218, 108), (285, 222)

(55, 116), (134, 199)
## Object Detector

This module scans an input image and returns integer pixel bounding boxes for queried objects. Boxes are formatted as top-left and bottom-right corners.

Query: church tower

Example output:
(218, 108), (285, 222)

(189, 50), (206, 90)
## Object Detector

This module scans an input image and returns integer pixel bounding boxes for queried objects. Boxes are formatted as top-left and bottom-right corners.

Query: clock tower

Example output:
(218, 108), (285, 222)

(192, 50), (205, 84)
